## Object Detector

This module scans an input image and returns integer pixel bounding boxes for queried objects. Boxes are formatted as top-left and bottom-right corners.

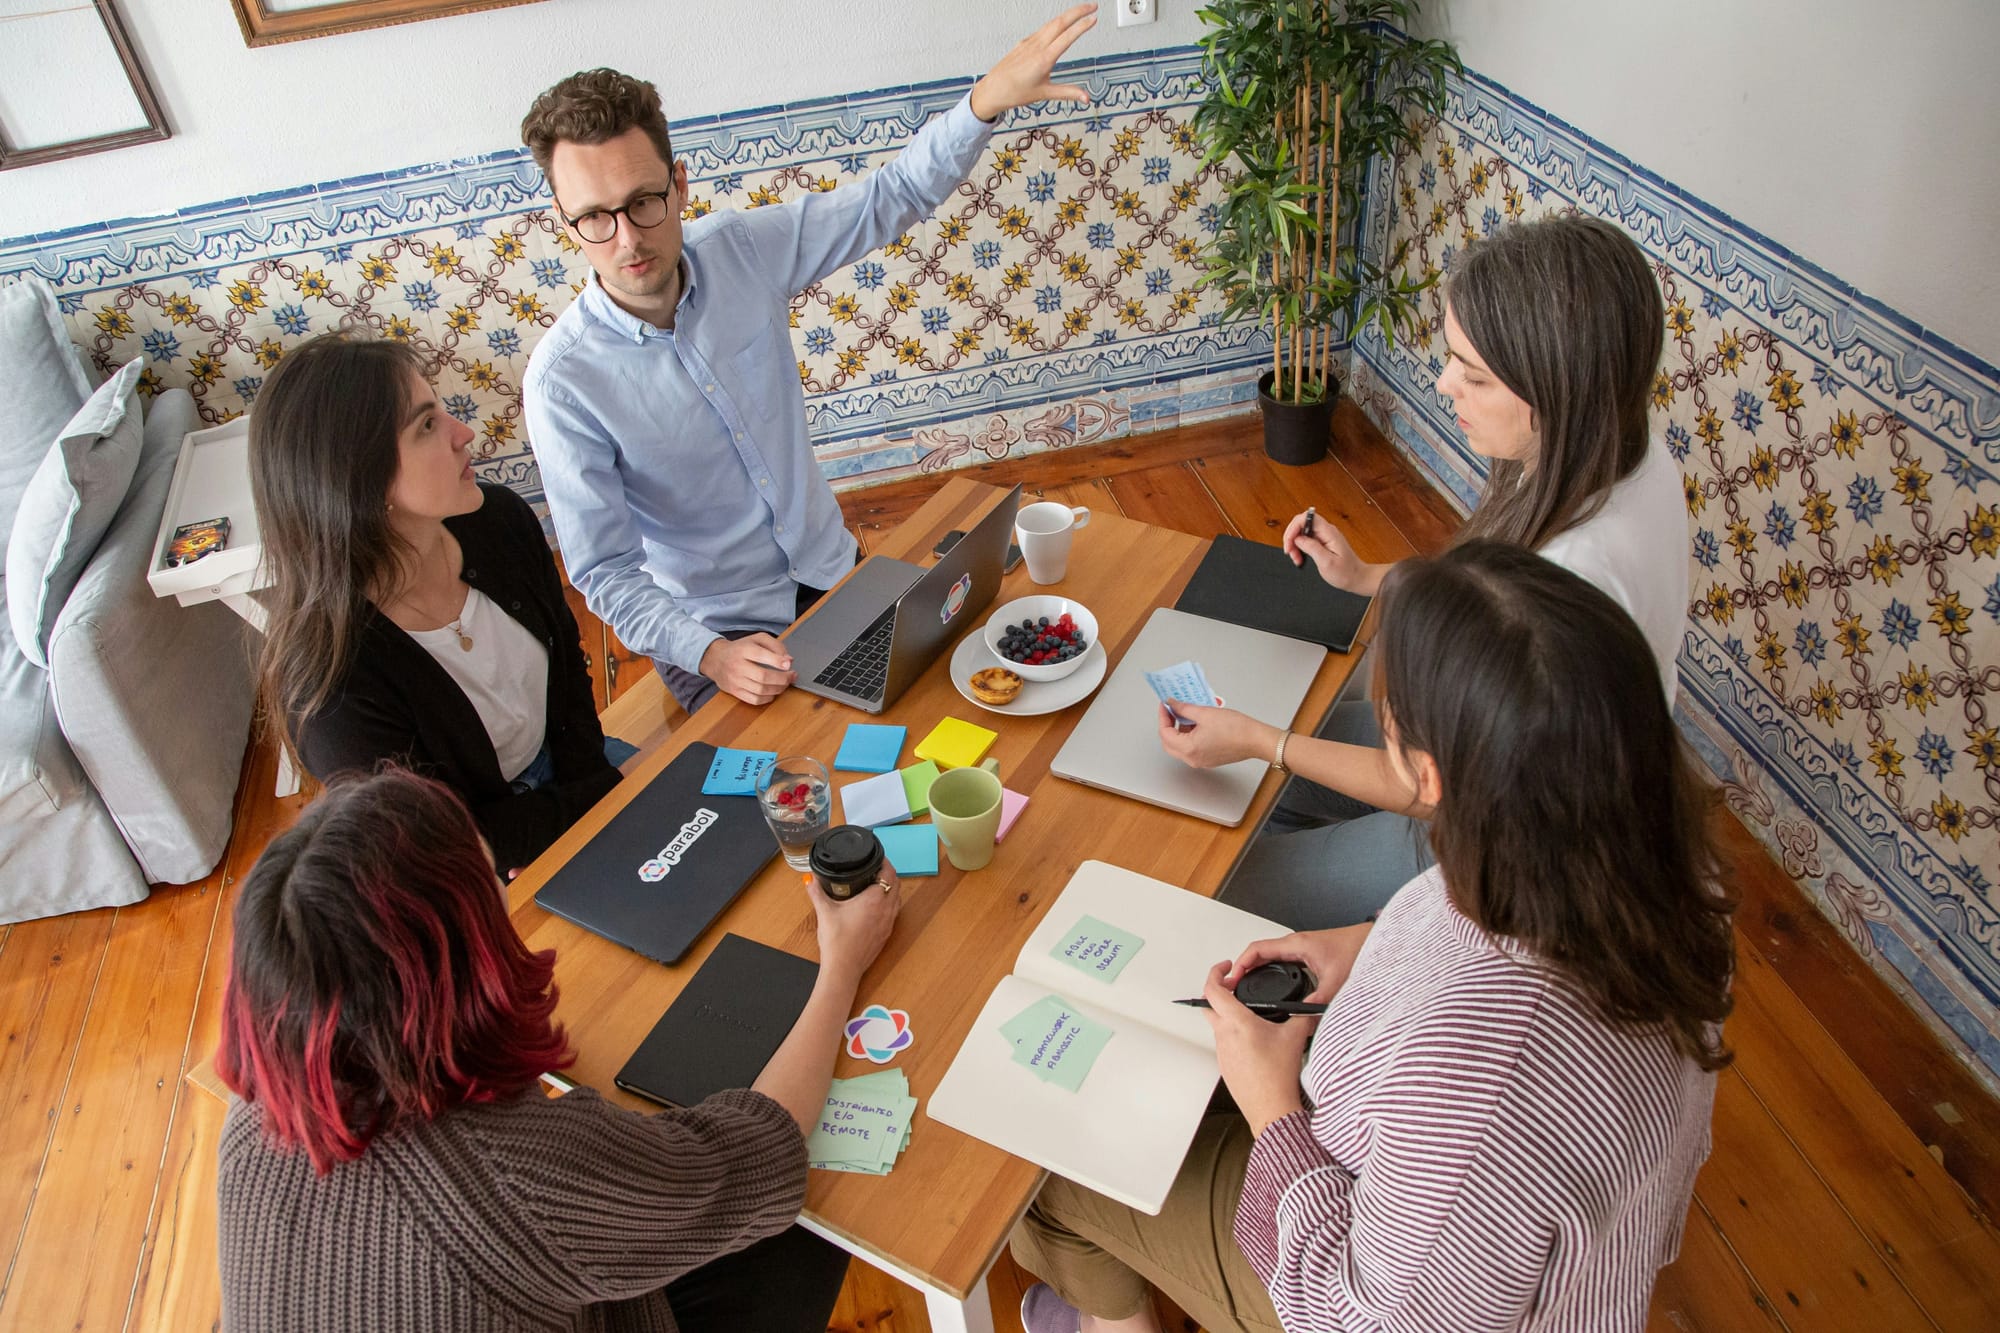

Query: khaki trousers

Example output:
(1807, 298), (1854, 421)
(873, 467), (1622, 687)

(1008, 1110), (1283, 1333)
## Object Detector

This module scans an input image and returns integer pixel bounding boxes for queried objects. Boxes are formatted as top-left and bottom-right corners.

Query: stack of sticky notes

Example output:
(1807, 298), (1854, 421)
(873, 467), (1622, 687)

(808, 1070), (917, 1175)
(834, 724), (906, 774)
(913, 717), (997, 770)
(875, 824), (939, 877)
(1000, 996), (1115, 1093)
(701, 747), (777, 795)
(839, 771), (911, 828)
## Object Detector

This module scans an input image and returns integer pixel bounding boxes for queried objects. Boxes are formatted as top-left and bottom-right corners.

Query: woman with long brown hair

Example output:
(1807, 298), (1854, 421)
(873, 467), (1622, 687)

(216, 767), (899, 1331)
(251, 332), (625, 872)
(1163, 212), (1689, 928)
(1014, 541), (1734, 1333)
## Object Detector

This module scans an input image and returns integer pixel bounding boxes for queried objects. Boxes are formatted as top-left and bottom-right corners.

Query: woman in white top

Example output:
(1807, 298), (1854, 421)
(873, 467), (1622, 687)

(251, 333), (628, 873)
(1163, 214), (1690, 928)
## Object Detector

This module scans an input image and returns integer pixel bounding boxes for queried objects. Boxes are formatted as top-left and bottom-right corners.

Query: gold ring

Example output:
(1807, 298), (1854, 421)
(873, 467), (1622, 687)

(877, 880), (893, 894)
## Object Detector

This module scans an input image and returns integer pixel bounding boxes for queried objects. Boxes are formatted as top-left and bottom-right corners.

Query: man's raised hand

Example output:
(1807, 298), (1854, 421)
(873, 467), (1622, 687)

(969, 5), (1098, 122)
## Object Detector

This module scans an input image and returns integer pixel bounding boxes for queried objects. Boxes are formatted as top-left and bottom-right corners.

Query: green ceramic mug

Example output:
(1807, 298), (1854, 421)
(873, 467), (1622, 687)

(929, 758), (1003, 871)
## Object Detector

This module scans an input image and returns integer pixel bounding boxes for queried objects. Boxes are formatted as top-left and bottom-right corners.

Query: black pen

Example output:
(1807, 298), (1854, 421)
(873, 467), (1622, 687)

(1302, 505), (1316, 539)
(1173, 998), (1328, 1015)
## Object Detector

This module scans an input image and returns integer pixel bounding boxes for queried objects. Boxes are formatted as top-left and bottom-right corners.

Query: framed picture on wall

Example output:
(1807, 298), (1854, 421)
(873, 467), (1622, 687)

(229, 0), (550, 48)
(0, 0), (168, 170)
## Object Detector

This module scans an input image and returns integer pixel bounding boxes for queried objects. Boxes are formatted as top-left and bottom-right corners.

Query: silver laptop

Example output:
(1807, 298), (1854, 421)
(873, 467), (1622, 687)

(1050, 606), (1325, 825)
(789, 485), (1023, 713)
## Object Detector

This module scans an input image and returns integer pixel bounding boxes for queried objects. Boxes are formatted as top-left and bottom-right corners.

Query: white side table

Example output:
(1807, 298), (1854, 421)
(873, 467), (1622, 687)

(147, 417), (300, 797)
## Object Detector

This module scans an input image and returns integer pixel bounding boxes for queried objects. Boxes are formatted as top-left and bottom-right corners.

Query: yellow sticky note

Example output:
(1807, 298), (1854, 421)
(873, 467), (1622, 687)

(913, 717), (998, 770)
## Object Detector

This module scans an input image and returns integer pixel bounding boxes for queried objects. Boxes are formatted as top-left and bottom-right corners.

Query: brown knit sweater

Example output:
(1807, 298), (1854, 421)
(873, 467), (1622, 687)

(217, 1085), (807, 1331)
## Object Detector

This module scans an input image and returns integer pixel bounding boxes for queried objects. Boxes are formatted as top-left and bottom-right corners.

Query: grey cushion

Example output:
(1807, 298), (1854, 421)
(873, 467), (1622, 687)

(6, 358), (147, 667)
(0, 277), (94, 544)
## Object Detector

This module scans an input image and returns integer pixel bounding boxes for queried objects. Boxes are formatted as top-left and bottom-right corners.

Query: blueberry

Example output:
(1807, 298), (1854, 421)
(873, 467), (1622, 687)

(1038, 616), (1050, 627)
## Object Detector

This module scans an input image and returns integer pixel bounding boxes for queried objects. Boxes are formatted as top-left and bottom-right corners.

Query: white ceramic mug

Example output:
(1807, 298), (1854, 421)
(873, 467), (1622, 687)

(1015, 502), (1091, 584)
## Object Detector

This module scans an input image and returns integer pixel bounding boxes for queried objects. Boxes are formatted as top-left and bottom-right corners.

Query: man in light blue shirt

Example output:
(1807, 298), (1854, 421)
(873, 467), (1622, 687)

(521, 7), (1097, 713)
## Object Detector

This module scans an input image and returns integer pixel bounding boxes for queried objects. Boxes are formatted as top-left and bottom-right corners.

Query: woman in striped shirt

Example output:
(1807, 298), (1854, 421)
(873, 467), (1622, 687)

(1012, 541), (1736, 1333)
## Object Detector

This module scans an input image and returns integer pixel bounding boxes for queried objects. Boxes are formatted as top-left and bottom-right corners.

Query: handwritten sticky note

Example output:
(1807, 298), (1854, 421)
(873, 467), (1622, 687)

(913, 716), (997, 770)
(840, 771), (912, 827)
(835, 723), (906, 773)
(875, 825), (940, 877)
(1001, 995), (1115, 1093)
(701, 747), (777, 796)
(994, 787), (1030, 843)
(899, 759), (941, 814)
(1049, 916), (1145, 984)
(808, 1070), (916, 1174)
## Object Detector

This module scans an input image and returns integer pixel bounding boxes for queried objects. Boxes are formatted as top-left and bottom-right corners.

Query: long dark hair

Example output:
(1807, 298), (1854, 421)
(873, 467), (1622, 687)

(1376, 540), (1734, 1070)
(1449, 213), (1664, 552)
(216, 768), (571, 1173)
(250, 333), (423, 759)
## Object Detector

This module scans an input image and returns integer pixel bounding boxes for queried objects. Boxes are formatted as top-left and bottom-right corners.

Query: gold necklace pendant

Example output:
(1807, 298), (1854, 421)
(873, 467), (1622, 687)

(453, 623), (474, 652)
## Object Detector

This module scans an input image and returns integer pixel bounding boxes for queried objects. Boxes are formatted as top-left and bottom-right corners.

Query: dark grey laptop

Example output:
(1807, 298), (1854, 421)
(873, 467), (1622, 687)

(789, 485), (1022, 712)
(533, 742), (776, 964)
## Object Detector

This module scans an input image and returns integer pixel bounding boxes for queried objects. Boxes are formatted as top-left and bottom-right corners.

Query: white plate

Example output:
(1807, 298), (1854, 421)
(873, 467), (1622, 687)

(949, 633), (1108, 716)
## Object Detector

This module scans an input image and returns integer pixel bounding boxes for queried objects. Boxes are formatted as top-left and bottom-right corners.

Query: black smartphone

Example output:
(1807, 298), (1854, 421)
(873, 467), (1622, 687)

(933, 528), (1024, 574)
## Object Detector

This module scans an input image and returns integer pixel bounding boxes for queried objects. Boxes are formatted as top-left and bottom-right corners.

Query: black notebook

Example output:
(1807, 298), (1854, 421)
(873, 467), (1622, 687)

(1174, 533), (1372, 652)
(534, 741), (776, 965)
(615, 934), (819, 1108)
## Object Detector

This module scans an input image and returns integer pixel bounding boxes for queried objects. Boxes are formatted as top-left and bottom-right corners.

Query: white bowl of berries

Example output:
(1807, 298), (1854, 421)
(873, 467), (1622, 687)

(983, 595), (1099, 683)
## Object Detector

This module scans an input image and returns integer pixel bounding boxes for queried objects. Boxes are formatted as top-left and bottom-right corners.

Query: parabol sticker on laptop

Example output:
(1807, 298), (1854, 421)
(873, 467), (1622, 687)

(637, 808), (719, 881)
(940, 573), (972, 625)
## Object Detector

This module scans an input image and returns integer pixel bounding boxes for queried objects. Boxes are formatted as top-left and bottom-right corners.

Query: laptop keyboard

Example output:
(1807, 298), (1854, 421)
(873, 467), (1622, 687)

(812, 606), (897, 702)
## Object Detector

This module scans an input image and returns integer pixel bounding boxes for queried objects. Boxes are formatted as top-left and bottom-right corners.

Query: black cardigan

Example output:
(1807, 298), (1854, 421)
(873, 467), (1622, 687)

(295, 484), (620, 870)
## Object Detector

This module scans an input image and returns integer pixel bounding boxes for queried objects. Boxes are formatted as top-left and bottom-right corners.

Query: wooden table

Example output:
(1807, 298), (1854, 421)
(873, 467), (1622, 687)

(505, 477), (1358, 1332)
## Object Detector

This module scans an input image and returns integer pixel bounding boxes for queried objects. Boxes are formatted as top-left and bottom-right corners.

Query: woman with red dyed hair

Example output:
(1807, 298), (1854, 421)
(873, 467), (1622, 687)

(215, 766), (899, 1332)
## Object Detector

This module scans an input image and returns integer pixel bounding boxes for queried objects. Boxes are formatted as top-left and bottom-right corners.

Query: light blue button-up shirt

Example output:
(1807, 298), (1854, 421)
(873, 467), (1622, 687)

(523, 94), (996, 675)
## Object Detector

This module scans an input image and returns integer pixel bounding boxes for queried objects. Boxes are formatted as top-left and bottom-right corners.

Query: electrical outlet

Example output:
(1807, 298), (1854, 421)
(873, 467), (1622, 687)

(1116, 0), (1157, 28)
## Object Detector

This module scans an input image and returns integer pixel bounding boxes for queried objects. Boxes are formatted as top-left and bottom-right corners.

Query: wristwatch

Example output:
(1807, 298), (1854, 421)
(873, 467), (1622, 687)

(1272, 730), (1292, 774)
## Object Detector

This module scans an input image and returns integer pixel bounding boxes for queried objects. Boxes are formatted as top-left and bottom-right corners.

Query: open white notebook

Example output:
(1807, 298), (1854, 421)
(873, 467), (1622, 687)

(929, 860), (1288, 1214)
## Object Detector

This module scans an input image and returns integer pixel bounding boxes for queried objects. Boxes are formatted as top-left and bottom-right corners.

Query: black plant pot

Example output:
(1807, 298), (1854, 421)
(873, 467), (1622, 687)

(1256, 370), (1336, 466)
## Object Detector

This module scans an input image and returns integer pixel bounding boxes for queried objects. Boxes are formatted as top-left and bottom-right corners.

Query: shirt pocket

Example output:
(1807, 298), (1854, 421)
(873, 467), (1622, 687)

(725, 316), (798, 432)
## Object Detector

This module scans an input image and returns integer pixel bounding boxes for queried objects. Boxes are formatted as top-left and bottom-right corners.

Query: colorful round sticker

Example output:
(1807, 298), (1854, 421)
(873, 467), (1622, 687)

(843, 1004), (914, 1063)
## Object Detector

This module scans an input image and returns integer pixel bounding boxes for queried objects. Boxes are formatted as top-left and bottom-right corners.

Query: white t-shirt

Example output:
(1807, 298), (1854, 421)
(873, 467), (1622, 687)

(1537, 440), (1689, 704)
(407, 587), (550, 780)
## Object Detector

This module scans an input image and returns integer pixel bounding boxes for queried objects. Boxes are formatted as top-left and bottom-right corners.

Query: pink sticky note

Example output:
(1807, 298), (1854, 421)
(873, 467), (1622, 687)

(995, 787), (1030, 843)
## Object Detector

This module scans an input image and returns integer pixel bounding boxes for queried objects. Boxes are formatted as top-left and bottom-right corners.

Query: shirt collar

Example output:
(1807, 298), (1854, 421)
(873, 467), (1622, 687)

(580, 252), (695, 342)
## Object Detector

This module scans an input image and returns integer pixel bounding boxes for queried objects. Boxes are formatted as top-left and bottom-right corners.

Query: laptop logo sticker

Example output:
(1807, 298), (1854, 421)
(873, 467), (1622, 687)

(941, 573), (972, 625)
(638, 808), (720, 881)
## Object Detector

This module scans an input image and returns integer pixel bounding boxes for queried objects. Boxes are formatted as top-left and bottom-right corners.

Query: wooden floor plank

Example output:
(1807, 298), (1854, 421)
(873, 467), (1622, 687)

(1712, 814), (2000, 1225)
(1695, 1070), (1937, 1332)
(126, 1093), (222, 1333)
(1648, 1195), (1790, 1332)
(1103, 462), (1236, 541)
(1187, 449), (1301, 549)
(0, 907), (116, 1306)
(1724, 933), (2000, 1330)
(2, 875), (226, 1332)
(1253, 453), (1424, 569)
(1328, 399), (1463, 556)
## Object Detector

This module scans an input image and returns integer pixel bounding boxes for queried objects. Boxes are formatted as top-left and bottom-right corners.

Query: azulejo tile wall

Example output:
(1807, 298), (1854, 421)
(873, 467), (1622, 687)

(1349, 67), (2000, 1087)
(0, 47), (1271, 508)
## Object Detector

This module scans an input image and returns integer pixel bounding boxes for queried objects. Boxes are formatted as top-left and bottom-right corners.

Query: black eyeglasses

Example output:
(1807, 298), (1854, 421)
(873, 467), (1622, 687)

(558, 190), (674, 244)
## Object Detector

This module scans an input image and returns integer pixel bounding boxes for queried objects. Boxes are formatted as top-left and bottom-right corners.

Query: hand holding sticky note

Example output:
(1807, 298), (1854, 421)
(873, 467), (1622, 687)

(1143, 661), (1217, 730)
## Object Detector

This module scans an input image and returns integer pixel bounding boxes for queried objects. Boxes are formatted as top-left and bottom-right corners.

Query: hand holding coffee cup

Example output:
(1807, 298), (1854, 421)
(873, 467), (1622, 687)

(1015, 501), (1091, 584)
(929, 758), (1006, 871)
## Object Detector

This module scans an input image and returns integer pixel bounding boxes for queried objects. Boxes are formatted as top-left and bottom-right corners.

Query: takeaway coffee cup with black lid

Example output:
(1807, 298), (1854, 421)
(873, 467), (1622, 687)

(808, 825), (886, 901)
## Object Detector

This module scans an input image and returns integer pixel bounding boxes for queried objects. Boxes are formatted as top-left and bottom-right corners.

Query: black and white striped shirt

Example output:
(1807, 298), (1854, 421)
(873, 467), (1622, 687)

(1235, 866), (1715, 1331)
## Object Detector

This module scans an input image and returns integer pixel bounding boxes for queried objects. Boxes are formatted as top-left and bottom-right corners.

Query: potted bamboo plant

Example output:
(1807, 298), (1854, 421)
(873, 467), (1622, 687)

(1194, 0), (1460, 464)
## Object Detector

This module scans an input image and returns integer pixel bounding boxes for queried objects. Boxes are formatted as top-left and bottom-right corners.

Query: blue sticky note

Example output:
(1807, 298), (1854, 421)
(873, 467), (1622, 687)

(875, 825), (939, 877)
(702, 747), (777, 796)
(835, 723), (907, 773)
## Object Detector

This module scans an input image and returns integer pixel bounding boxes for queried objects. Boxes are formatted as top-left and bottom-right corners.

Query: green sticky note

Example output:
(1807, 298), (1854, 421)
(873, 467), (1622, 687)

(1003, 995), (1115, 1093)
(900, 759), (941, 815)
(1048, 915), (1145, 984)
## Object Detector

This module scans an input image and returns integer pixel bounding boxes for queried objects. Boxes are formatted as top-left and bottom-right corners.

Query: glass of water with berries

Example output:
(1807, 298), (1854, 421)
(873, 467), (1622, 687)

(756, 756), (832, 870)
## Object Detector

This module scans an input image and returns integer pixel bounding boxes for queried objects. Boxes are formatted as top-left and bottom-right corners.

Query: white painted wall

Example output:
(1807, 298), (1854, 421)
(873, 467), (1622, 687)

(0, 0), (1205, 242)
(1422, 0), (2000, 362)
